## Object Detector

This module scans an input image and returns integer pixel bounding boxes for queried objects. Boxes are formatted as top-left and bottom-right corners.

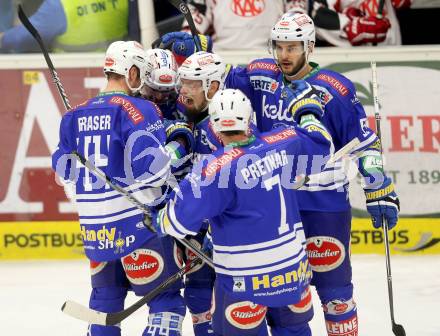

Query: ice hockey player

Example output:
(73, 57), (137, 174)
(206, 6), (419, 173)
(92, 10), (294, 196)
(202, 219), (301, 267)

(222, 12), (401, 336)
(51, 41), (191, 336)
(174, 51), (228, 336)
(140, 48), (195, 180)
(156, 11), (400, 336)
(141, 48), (183, 120)
(139, 48), (226, 335)
(149, 86), (333, 336)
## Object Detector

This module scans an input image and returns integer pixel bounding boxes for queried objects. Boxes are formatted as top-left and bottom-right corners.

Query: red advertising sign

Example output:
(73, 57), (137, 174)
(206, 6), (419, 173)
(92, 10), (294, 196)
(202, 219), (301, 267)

(0, 68), (105, 221)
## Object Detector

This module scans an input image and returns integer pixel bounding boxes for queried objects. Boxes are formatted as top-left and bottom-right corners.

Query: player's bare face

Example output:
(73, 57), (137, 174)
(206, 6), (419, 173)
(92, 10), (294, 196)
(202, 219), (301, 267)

(274, 41), (306, 76)
(178, 79), (207, 115)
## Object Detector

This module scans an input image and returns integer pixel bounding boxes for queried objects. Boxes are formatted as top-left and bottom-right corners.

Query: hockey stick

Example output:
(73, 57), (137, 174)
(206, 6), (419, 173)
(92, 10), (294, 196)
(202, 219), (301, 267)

(17, 4), (215, 270)
(73, 151), (216, 269)
(371, 62), (406, 336)
(166, 0), (202, 51)
(62, 254), (203, 325)
(17, 5), (71, 110)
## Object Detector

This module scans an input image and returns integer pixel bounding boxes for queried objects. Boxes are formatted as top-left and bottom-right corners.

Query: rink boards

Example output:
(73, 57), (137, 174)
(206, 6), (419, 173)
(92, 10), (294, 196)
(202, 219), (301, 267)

(0, 218), (439, 260)
(0, 48), (439, 260)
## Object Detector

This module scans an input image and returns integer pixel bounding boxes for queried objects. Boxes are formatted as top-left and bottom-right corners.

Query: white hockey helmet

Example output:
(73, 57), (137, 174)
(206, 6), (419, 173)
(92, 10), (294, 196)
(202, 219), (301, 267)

(143, 49), (178, 91)
(103, 41), (147, 92)
(209, 89), (252, 133)
(177, 51), (226, 100)
(270, 12), (315, 61)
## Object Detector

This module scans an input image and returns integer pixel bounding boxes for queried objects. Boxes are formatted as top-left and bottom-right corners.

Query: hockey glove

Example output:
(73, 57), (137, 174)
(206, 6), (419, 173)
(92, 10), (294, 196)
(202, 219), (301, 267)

(281, 80), (324, 123)
(152, 32), (213, 65)
(364, 177), (400, 229)
(164, 120), (195, 152)
(145, 207), (168, 237)
(344, 15), (391, 46)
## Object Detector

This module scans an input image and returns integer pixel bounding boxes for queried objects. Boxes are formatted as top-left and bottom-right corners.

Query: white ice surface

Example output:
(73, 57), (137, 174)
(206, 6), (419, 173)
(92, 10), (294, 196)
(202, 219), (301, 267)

(0, 255), (439, 335)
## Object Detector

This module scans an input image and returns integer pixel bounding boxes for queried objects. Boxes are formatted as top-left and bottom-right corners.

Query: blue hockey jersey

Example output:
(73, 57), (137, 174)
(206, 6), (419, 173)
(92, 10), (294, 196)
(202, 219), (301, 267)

(157, 125), (331, 306)
(52, 92), (171, 262)
(225, 59), (378, 212)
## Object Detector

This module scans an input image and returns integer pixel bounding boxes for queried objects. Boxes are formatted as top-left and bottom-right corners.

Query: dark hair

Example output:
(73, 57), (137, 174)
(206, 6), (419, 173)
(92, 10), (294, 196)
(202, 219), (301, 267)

(105, 72), (124, 80)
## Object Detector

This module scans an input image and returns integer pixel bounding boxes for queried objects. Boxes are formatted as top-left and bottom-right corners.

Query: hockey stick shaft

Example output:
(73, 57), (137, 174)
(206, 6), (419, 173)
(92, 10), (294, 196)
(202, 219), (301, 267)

(371, 62), (406, 336)
(72, 154), (215, 270)
(62, 254), (204, 325)
(18, 4), (215, 270)
(166, 0), (202, 51)
(18, 5), (71, 110)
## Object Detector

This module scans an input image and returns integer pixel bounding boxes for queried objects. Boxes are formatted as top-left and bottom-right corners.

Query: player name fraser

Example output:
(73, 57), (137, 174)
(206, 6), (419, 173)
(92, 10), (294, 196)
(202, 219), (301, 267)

(252, 260), (311, 290)
(241, 150), (288, 183)
(77, 115), (111, 132)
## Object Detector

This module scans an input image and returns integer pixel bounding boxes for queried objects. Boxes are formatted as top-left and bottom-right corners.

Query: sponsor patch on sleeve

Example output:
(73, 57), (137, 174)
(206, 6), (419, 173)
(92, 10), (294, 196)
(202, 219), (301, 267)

(247, 61), (280, 74)
(109, 96), (144, 125)
(316, 74), (349, 97)
(202, 148), (244, 177)
(262, 128), (297, 144)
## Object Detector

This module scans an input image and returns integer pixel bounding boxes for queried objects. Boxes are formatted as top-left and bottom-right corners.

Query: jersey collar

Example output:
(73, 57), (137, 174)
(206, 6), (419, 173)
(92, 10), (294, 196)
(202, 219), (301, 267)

(282, 62), (320, 85)
(97, 91), (128, 97)
(227, 135), (256, 148)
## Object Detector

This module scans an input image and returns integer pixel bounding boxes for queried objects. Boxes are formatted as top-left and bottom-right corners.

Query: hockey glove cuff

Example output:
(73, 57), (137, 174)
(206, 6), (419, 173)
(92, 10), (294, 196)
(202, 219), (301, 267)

(364, 177), (400, 229)
(153, 32), (212, 65)
(282, 80), (324, 123)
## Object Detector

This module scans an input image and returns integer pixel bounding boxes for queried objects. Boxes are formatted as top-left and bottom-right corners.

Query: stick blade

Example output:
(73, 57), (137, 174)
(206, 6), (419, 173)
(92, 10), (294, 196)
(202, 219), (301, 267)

(61, 300), (108, 326)
(392, 323), (406, 336)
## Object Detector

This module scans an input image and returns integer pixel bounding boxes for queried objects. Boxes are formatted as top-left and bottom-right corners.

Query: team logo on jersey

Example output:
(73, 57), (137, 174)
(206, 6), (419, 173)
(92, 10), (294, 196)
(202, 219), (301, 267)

(225, 302), (267, 329)
(233, 277), (246, 292)
(231, 0), (265, 17)
(247, 62), (279, 73)
(313, 85), (334, 106)
(306, 236), (345, 272)
(326, 315), (358, 336)
(184, 239), (205, 274)
(323, 298), (356, 316)
(250, 76), (279, 94)
(316, 74), (349, 96)
(90, 260), (107, 276)
(288, 286), (313, 313)
(122, 249), (164, 285)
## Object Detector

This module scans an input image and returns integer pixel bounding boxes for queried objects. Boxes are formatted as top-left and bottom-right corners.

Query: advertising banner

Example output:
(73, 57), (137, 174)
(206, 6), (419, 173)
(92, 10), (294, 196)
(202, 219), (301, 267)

(0, 53), (438, 258)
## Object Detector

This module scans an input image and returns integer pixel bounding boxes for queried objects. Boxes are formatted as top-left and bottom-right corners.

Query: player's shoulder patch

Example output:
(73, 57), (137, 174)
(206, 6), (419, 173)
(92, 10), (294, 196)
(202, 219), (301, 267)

(247, 58), (280, 74)
(109, 95), (145, 125)
(262, 128), (297, 144)
(202, 147), (245, 177)
(314, 70), (351, 97)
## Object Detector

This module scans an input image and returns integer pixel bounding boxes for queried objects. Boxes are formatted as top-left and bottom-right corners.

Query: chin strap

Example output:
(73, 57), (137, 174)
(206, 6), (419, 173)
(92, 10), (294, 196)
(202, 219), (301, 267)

(125, 77), (143, 95)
